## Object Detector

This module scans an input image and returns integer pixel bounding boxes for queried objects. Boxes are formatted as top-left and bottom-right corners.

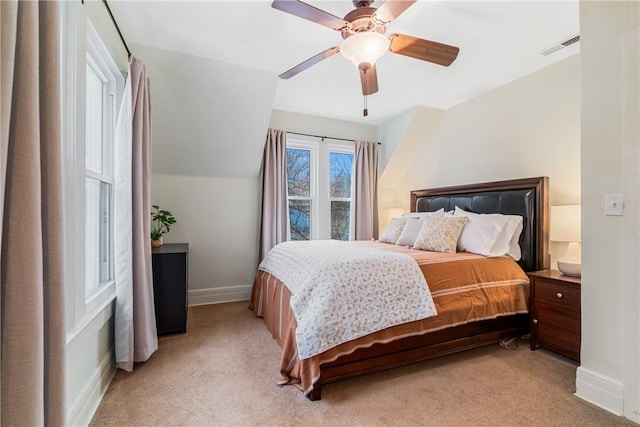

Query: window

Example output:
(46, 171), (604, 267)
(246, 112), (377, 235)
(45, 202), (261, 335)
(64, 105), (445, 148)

(286, 146), (314, 240)
(286, 138), (354, 241)
(84, 60), (114, 298)
(329, 150), (353, 240)
(61, 14), (124, 331)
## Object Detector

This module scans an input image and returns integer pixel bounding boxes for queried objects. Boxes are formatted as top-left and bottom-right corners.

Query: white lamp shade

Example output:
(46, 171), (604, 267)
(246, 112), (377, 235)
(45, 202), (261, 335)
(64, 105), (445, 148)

(550, 205), (581, 242)
(340, 32), (390, 68)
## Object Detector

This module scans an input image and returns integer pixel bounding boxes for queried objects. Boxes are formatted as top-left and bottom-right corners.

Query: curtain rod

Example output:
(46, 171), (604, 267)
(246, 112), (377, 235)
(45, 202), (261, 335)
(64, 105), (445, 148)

(100, 0), (132, 60)
(286, 131), (382, 145)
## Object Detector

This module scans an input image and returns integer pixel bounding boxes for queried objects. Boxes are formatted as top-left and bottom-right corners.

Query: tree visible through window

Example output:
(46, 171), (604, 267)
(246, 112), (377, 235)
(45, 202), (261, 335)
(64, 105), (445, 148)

(286, 140), (354, 241)
(329, 152), (353, 240)
(286, 147), (311, 240)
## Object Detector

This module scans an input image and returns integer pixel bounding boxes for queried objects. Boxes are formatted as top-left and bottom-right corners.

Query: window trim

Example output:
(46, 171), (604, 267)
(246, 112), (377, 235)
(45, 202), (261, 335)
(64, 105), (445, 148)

(83, 20), (120, 314)
(61, 9), (124, 335)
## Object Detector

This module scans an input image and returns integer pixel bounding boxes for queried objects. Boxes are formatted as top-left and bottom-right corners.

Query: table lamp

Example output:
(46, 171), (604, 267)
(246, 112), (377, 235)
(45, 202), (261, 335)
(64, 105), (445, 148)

(550, 205), (581, 277)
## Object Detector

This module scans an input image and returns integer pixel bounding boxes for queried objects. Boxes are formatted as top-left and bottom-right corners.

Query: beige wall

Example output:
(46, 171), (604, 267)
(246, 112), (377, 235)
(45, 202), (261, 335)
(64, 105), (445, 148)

(377, 55), (581, 269)
(577, 1), (639, 421)
(379, 54), (581, 206)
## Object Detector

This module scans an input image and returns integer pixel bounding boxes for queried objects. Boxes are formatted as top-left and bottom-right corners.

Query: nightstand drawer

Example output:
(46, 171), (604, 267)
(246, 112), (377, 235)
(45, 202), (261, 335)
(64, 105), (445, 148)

(535, 307), (581, 360)
(535, 280), (580, 312)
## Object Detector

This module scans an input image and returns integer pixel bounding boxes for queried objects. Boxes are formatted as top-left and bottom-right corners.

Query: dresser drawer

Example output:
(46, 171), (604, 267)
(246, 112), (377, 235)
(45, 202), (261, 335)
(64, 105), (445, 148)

(535, 280), (580, 312)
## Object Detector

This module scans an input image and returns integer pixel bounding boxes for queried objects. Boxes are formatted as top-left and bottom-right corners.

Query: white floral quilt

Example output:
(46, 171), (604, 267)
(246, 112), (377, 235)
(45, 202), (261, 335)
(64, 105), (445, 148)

(258, 240), (437, 359)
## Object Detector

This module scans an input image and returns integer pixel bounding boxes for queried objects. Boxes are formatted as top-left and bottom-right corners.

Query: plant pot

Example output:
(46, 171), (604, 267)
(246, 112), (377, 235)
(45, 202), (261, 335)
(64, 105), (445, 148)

(151, 237), (163, 248)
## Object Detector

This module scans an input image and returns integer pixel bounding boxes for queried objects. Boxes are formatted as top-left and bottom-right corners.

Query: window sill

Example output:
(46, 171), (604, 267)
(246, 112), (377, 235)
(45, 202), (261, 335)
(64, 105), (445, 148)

(66, 281), (116, 344)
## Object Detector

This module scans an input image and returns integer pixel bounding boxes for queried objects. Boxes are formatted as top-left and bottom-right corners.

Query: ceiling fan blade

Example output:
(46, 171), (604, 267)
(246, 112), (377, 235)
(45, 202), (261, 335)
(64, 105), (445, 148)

(279, 46), (340, 79)
(388, 33), (459, 66)
(359, 64), (379, 95)
(272, 0), (348, 31)
(372, 0), (416, 24)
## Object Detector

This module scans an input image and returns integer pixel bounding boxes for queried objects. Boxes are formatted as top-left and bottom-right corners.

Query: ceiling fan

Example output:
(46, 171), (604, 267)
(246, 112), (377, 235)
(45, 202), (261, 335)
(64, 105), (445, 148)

(272, 0), (460, 116)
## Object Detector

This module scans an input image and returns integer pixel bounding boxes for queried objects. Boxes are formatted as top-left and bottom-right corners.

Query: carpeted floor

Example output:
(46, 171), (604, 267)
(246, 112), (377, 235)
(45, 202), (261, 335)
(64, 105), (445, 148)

(90, 302), (634, 427)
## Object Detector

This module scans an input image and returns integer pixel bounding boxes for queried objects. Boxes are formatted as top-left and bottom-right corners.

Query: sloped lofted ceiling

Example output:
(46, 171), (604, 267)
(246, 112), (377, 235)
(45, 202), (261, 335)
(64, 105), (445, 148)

(109, 0), (580, 124)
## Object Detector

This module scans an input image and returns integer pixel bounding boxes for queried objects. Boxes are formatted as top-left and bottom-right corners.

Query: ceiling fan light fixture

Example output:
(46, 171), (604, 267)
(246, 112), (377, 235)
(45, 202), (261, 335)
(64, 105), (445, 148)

(340, 32), (390, 69)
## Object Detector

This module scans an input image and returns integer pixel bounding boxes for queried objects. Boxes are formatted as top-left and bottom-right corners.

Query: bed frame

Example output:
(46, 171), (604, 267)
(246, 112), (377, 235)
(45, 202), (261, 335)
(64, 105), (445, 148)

(307, 176), (549, 400)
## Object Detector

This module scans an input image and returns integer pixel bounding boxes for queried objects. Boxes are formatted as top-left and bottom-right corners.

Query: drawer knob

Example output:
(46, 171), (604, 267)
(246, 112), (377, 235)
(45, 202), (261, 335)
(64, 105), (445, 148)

(556, 292), (564, 298)
(532, 319), (538, 324)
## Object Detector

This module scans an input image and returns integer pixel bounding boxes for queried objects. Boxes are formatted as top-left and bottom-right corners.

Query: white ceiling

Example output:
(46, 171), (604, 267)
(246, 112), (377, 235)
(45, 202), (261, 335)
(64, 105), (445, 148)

(109, 0), (580, 124)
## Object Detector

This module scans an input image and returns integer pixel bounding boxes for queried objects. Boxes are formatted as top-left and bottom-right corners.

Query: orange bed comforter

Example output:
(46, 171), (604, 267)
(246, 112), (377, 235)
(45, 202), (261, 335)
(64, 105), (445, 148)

(249, 241), (529, 395)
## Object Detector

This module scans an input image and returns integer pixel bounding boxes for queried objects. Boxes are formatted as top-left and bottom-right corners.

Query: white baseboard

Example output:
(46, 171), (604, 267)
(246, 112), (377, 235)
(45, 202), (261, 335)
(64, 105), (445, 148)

(66, 348), (116, 426)
(575, 366), (624, 416)
(188, 284), (252, 306)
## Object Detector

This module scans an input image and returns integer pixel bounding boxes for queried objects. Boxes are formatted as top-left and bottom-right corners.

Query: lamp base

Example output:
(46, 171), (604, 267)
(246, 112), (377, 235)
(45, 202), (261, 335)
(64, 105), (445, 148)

(557, 260), (581, 277)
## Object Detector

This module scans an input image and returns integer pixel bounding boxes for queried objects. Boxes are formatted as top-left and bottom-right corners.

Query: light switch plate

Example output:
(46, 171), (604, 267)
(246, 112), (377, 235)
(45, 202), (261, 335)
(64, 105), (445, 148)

(605, 194), (624, 216)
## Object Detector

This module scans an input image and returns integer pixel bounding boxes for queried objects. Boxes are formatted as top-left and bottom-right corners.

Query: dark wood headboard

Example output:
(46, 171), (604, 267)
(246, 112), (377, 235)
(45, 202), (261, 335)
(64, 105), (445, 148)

(410, 177), (549, 272)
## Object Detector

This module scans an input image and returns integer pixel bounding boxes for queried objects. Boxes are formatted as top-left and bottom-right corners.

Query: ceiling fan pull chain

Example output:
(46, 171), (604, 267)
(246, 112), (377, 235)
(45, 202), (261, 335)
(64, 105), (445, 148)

(363, 94), (368, 117)
(363, 69), (368, 117)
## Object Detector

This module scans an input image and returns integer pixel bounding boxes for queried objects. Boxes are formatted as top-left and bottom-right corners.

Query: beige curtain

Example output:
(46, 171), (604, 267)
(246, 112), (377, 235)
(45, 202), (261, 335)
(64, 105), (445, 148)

(258, 129), (288, 261)
(118, 57), (158, 371)
(1, 1), (66, 425)
(353, 140), (379, 240)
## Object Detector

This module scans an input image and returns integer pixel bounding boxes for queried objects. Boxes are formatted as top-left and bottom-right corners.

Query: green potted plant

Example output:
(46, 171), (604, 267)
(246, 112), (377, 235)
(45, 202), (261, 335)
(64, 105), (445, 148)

(150, 204), (177, 247)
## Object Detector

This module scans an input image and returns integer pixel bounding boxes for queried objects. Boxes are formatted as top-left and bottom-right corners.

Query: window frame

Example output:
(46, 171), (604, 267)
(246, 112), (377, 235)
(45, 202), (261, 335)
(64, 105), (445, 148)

(84, 51), (116, 301)
(61, 11), (124, 335)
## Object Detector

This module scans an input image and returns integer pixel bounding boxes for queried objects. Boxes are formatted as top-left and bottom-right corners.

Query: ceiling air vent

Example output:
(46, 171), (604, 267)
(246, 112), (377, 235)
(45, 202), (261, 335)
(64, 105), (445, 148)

(540, 34), (580, 56)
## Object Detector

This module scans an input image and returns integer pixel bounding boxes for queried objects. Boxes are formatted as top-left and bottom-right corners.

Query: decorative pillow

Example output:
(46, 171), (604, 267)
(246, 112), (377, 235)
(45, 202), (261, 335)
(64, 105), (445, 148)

(379, 218), (406, 244)
(401, 208), (445, 219)
(395, 218), (425, 247)
(453, 207), (523, 259)
(412, 216), (468, 253)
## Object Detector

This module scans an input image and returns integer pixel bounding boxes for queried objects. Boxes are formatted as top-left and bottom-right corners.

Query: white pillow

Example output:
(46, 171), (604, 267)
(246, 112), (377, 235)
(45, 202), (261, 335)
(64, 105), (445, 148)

(379, 218), (406, 244)
(484, 213), (523, 260)
(453, 206), (510, 257)
(454, 206), (523, 261)
(401, 208), (445, 219)
(412, 216), (468, 253)
(395, 218), (425, 247)
(506, 216), (524, 260)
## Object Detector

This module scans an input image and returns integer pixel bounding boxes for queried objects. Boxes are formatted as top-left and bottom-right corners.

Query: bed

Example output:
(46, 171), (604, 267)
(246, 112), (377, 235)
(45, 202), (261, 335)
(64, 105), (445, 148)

(250, 176), (549, 400)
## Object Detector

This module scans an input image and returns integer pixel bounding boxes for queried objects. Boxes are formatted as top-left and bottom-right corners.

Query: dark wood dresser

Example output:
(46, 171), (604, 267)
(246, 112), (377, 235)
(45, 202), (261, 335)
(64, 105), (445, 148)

(151, 243), (189, 335)
(528, 269), (581, 362)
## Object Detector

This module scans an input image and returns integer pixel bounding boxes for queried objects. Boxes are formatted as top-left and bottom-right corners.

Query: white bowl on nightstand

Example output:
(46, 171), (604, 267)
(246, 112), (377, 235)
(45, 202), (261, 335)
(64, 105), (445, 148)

(557, 260), (581, 277)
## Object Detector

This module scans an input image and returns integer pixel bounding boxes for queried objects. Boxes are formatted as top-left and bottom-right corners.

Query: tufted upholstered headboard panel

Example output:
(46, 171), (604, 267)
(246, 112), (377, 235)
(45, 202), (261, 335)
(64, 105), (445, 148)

(410, 177), (550, 272)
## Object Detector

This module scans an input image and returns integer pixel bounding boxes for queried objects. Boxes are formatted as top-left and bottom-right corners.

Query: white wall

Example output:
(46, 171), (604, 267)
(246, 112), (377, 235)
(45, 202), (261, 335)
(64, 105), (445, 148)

(133, 43), (278, 178)
(150, 174), (261, 303)
(270, 109), (378, 142)
(577, 1), (639, 421)
(143, 89), (377, 304)
(132, 45), (279, 304)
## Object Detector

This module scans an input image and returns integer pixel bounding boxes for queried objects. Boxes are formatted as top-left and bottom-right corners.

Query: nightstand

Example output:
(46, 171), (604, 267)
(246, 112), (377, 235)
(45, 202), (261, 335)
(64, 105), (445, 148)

(528, 269), (581, 362)
(152, 243), (189, 335)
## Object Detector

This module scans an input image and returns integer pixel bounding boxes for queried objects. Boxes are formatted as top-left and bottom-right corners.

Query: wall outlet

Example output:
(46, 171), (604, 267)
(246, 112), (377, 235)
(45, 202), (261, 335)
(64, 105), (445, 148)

(605, 194), (624, 216)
